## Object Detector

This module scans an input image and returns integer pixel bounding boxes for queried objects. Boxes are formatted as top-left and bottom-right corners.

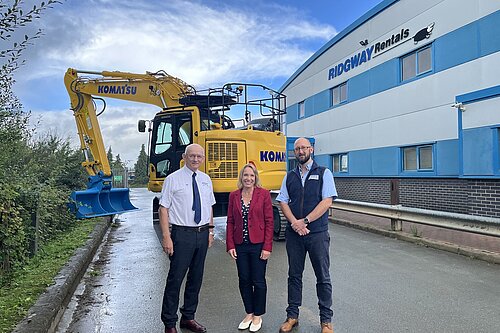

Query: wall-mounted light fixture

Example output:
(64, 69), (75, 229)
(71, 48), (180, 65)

(451, 102), (466, 112)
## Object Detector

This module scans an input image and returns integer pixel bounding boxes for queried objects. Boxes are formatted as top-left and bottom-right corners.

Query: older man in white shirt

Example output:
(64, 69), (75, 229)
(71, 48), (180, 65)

(159, 143), (216, 333)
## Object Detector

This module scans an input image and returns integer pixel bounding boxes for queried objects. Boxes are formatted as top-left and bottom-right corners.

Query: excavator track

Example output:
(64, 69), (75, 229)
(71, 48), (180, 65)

(272, 203), (287, 241)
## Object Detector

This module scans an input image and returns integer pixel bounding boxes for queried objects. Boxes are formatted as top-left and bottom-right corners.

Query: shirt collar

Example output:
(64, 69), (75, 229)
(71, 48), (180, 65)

(305, 160), (313, 171)
(182, 165), (196, 175)
(298, 160), (313, 171)
(297, 160), (313, 177)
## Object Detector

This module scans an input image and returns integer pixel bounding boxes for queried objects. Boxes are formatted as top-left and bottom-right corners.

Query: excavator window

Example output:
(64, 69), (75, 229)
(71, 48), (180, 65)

(155, 122), (173, 155)
(178, 120), (191, 146)
(200, 108), (222, 131)
(150, 112), (193, 178)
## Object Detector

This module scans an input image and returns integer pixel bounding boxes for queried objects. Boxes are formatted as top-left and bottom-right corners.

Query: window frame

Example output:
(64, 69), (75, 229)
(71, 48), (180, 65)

(298, 101), (305, 119)
(401, 44), (433, 82)
(332, 153), (348, 173)
(401, 144), (434, 172)
(288, 154), (298, 171)
(331, 81), (348, 106)
(495, 127), (500, 173)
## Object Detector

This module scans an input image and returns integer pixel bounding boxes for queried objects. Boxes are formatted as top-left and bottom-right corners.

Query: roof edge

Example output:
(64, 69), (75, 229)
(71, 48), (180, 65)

(279, 0), (400, 93)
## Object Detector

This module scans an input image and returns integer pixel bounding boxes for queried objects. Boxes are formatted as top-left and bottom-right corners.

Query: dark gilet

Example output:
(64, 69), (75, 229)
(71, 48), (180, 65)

(286, 161), (328, 233)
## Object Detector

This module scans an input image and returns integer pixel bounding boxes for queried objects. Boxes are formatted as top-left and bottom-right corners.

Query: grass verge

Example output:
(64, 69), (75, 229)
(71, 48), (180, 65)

(0, 218), (99, 333)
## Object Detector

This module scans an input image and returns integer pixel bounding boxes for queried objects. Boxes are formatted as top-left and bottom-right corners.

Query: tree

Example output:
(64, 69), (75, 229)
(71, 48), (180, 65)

(1, 1), (64, 181)
(106, 146), (114, 166)
(113, 153), (124, 172)
(1, 0), (67, 279)
(133, 144), (149, 186)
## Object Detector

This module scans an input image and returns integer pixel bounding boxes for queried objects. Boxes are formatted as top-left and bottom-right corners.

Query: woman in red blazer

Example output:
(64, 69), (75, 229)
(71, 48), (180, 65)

(226, 163), (274, 332)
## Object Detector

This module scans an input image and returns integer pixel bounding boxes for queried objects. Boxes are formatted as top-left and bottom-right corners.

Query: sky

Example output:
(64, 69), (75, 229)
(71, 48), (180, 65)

(11, 0), (383, 167)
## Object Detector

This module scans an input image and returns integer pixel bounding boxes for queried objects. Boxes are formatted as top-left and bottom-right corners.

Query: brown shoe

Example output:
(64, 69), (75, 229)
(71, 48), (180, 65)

(279, 318), (299, 332)
(179, 319), (207, 333)
(321, 322), (334, 333)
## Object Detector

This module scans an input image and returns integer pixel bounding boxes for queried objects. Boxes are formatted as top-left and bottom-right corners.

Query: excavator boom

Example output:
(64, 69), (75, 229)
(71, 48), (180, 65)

(64, 68), (197, 218)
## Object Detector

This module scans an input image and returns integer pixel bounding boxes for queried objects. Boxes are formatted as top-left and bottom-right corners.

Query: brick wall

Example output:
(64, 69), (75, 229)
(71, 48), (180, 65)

(334, 177), (500, 218)
(399, 179), (469, 214)
(469, 180), (500, 218)
(335, 178), (391, 205)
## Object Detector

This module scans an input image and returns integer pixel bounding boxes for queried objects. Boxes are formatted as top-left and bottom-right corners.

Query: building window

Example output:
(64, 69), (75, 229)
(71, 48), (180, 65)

(331, 82), (347, 106)
(402, 145), (433, 171)
(298, 101), (305, 118)
(333, 153), (348, 172)
(401, 45), (432, 81)
(288, 150), (298, 171)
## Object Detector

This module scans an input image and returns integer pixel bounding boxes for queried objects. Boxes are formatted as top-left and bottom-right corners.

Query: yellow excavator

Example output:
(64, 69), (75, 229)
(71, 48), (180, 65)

(64, 68), (288, 239)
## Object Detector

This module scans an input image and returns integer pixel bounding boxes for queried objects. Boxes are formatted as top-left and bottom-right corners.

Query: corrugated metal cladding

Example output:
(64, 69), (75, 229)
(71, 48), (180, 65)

(282, 0), (500, 217)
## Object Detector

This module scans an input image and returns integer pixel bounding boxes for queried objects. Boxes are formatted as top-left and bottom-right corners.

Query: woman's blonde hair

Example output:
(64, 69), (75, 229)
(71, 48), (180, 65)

(237, 163), (262, 189)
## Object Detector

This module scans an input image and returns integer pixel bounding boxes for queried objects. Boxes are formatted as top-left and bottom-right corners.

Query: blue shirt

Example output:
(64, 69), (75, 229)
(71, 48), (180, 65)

(276, 160), (338, 204)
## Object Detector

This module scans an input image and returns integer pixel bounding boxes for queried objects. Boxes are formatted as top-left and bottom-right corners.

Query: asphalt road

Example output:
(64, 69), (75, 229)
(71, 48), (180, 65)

(56, 188), (500, 333)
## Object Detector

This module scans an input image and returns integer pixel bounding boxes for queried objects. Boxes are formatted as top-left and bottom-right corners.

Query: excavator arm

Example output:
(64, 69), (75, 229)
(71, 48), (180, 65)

(64, 68), (194, 175)
(64, 68), (194, 218)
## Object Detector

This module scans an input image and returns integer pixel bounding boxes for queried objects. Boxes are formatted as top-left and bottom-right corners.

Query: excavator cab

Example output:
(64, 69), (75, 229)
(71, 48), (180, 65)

(141, 83), (287, 219)
(149, 111), (193, 179)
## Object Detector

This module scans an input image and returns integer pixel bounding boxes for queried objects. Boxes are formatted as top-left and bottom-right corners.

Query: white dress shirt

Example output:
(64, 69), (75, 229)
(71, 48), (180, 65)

(159, 165), (216, 226)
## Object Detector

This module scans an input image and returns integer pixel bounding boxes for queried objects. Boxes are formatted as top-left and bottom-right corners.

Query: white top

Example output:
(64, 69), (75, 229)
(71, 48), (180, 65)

(159, 166), (216, 226)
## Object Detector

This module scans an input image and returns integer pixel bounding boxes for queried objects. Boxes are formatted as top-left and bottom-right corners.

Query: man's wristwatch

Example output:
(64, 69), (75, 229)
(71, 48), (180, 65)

(304, 217), (310, 225)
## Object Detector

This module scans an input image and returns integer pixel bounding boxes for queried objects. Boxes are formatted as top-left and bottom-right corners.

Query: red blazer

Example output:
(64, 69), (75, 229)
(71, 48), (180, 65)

(226, 187), (274, 252)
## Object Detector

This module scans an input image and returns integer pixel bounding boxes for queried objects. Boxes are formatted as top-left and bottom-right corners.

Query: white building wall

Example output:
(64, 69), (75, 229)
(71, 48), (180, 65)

(284, 0), (500, 106)
(462, 98), (500, 130)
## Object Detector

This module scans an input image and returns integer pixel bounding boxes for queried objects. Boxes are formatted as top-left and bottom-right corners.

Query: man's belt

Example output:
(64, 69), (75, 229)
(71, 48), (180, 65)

(171, 224), (209, 232)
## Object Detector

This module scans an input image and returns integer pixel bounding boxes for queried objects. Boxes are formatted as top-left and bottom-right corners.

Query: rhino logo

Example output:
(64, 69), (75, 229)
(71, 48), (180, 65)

(413, 22), (435, 44)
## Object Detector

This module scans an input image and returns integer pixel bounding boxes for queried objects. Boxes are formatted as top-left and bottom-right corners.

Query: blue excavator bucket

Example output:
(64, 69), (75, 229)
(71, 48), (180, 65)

(68, 173), (138, 219)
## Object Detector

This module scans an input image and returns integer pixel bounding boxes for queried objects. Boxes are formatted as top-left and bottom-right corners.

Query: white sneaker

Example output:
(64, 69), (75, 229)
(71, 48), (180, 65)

(249, 318), (262, 332)
(238, 318), (252, 330)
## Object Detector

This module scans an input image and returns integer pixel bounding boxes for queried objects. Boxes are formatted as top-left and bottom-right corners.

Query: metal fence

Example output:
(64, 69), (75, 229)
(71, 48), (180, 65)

(111, 168), (131, 188)
(330, 199), (500, 238)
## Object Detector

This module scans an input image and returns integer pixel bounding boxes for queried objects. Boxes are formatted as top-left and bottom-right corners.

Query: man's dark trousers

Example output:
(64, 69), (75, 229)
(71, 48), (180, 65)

(285, 227), (333, 323)
(161, 227), (209, 328)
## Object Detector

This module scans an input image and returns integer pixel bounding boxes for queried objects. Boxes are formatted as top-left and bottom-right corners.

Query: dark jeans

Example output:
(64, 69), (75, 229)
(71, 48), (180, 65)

(235, 242), (268, 316)
(161, 226), (209, 328)
(285, 228), (333, 322)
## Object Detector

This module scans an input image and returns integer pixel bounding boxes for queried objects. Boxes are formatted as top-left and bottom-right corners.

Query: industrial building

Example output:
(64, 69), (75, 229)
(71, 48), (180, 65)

(281, 0), (500, 217)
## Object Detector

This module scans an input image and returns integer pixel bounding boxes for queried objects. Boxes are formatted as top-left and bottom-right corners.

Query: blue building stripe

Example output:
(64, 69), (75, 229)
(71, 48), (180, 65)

(456, 85), (500, 104)
(316, 138), (460, 178)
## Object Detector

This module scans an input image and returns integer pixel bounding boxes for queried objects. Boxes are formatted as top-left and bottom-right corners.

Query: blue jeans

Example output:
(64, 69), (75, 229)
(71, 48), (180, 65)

(285, 228), (333, 323)
(235, 242), (268, 316)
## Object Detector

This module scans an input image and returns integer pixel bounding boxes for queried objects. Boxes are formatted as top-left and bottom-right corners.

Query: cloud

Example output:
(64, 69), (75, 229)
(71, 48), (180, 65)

(31, 105), (156, 167)
(18, 0), (337, 167)
(21, 0), (337, 85)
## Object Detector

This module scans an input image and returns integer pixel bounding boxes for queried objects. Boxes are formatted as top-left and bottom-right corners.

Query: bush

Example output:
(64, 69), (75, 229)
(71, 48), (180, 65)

(0, 127), (86, 285)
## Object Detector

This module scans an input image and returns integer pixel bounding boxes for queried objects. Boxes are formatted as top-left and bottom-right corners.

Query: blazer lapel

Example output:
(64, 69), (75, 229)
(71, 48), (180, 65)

(248, 188), (259, 216)
(235, 189), (243, 218)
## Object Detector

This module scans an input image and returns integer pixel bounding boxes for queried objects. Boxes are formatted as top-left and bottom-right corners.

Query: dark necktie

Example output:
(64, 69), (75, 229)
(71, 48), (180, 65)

(192, 172), (201, 224)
